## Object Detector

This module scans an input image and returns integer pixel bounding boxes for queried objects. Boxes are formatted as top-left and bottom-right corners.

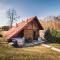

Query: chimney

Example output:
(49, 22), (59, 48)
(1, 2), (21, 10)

(27, 18), (28, 22)
(16, 23), (18, 27)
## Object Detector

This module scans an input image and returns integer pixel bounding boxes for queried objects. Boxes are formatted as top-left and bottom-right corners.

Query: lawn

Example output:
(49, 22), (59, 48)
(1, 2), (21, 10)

(0, 38), (60, 60)
(0, 31), (60, 60)
(48, 43), (60, 49)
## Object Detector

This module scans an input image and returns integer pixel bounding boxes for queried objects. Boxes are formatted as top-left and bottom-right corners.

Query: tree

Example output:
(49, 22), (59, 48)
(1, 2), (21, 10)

(7, 8), (20, 28)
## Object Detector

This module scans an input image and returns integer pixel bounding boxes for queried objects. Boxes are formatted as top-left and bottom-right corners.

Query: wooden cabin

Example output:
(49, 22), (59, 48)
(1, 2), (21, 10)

(4, 16), (43, 42)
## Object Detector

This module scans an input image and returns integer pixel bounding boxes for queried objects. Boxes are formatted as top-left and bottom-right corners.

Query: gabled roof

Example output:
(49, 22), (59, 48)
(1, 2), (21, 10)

(4, 16), (43, 40)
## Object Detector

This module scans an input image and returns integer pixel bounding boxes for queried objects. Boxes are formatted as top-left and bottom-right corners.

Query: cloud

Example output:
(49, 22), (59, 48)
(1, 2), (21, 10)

(0, 2), (11, 26)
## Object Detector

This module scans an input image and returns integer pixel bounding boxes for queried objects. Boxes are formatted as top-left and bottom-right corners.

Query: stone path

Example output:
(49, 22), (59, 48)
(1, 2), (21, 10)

(42, 44), (60, 52)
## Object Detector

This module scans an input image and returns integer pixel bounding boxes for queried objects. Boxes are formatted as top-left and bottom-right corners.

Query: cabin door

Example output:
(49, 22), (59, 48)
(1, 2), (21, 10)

(33, 31), (38, 40)
(33, 31), (35, 40)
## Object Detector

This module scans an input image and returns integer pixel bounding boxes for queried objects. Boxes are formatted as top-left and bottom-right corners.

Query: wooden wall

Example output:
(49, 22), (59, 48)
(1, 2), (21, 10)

(24, 20), (39, 41)
(24, 29), (39, 41)
(24, 29), (33, 40)
(34, 30), (39, 40)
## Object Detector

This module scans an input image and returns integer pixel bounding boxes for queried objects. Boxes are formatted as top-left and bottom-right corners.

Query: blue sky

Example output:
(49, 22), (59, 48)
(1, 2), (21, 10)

(0, 0), (60, 26)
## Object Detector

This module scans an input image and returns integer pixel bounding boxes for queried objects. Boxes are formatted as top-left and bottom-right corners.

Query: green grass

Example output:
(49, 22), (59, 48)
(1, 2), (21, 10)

(0, 31), (60, 60)
(48, 43), (60, 49)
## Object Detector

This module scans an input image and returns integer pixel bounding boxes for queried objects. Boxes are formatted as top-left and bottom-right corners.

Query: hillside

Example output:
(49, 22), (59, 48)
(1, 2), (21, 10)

(0, 37), (60, 60)
(40, 16), (60, 30)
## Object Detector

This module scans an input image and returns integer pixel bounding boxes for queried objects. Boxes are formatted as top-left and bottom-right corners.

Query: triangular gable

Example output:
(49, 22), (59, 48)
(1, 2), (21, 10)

(4, 16), (43, 41)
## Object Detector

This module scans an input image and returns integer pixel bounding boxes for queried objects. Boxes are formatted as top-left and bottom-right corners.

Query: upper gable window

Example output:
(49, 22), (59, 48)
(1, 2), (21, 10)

(29, 23), (32, 26)
(28, 23), (32, 28)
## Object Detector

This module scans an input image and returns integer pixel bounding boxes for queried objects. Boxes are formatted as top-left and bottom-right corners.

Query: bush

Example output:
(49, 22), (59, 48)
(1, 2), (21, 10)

(44, 29), (52, 42)
(44, 28), (60, 43)
(2, 26), (9, 31)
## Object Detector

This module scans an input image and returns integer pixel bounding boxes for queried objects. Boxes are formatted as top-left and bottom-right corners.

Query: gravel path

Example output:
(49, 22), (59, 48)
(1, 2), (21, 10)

(42, 44), (60, 52)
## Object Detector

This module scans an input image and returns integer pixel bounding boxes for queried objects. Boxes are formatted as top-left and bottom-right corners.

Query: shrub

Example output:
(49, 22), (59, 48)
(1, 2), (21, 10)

(44, 28), (60, 43)
(2, 26), (9, 31)
(44, 29), (52, 42)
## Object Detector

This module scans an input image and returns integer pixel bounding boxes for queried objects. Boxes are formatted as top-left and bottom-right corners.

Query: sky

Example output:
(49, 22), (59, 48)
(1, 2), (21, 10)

(0, 0), (60, 26)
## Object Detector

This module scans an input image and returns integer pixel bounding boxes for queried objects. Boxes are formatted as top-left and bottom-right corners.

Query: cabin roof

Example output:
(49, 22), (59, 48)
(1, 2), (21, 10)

(4, 16), (43, 40)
